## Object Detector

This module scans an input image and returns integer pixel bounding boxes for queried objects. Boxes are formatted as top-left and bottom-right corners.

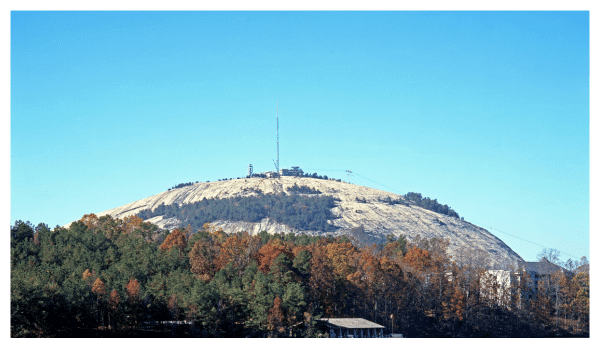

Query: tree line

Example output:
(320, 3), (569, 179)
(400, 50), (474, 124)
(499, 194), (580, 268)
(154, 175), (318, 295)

(166, 179), (460, 220)
(11, 216), (589, 338)
(169, 182), (198, 191)
(404, 192), (460, 219)
(137, 193), (339, 233)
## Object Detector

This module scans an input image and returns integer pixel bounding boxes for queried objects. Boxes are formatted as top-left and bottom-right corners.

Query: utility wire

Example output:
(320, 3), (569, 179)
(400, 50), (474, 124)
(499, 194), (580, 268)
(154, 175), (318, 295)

(303, 168), (346, 172)
(473, 221), (582, 260)
(304, 167), (584, 262)
(353, 171), (583, 260)
(352, 172), (405, 195)
(304, 168), (404, 195)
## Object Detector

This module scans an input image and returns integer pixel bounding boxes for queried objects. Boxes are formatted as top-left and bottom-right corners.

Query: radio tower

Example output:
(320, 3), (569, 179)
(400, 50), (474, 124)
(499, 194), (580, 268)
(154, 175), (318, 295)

(275, 102), (280, 174)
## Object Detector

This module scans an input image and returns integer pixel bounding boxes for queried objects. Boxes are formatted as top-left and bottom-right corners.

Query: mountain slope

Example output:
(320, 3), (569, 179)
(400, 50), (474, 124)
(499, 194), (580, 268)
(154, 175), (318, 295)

(95, 176), (523, 267)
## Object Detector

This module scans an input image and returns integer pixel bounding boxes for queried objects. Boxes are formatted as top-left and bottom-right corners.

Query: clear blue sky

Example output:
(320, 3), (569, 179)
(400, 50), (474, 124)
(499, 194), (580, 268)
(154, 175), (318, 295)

(10, 11), (589, 263)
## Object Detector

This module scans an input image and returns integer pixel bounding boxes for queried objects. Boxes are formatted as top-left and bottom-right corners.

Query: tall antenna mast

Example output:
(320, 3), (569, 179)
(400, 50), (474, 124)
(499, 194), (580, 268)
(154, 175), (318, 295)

(276, 102), (279, 173)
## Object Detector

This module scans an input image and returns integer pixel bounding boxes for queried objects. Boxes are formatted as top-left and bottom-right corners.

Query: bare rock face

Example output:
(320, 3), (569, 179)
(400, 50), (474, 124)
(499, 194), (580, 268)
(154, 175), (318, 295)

(95, 176), (523, 268)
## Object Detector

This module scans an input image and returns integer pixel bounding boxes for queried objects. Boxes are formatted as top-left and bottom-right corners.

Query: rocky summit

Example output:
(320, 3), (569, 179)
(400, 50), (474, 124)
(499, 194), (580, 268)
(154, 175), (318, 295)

(95, 176), (523, 268)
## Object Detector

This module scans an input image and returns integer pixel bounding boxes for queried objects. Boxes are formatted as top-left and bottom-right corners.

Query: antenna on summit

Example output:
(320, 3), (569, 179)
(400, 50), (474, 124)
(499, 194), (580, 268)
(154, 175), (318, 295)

(273, 101), (279, 176)
(273, 102), (280, 175)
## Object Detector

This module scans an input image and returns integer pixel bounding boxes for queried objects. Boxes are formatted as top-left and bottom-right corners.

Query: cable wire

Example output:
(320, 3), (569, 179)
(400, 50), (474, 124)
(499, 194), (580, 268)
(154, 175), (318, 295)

(303, 167), (584, 262)
(352, 172), (405, 195)
(303, 168), (346, 172)
(475, 221), (581, 260)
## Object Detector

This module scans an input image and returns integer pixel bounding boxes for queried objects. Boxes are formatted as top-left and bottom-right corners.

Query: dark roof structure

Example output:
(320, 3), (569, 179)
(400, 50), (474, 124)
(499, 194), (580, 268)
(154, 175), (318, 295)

(518, 258), (571, 276)
(319, 318), (385, 329)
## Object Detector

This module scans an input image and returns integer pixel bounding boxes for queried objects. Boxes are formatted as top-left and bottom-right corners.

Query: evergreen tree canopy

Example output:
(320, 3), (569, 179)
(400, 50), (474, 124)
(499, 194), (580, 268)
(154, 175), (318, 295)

(137, 193), (339, 232)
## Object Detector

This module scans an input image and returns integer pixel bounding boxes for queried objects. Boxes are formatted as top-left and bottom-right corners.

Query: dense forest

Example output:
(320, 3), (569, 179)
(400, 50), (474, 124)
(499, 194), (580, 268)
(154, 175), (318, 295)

(11, 216), (589, 338)
(137, 192), (338, 233)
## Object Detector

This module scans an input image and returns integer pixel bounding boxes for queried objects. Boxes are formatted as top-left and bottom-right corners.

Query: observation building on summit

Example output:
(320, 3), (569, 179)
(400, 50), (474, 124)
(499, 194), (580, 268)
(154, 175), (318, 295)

(279, 166), (304, 177)
(247, 165), (305, 178)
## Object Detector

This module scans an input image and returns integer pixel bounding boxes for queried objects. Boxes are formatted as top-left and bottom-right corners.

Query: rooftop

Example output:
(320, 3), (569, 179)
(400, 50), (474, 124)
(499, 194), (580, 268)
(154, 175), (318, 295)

(318, 318), (385, 329)
(518, 258), (572, 276)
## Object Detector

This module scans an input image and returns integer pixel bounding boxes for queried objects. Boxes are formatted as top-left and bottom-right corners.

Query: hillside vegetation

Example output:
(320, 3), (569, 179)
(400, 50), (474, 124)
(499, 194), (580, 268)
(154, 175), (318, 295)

(12, 216), (589, 338)
(138, 192), (338, 233)
(93, 177), (523, 268)
(404, 192), (460, 218)
(138, 185), (459, 240)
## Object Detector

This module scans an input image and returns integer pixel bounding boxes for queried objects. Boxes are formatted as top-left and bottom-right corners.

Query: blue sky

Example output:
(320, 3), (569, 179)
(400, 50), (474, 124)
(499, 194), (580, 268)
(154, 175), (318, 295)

(10, 11), (589, 263)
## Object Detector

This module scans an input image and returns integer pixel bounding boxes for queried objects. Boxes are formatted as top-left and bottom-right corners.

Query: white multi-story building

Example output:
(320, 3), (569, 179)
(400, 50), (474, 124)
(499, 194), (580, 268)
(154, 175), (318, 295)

(482, 258), (573, 309)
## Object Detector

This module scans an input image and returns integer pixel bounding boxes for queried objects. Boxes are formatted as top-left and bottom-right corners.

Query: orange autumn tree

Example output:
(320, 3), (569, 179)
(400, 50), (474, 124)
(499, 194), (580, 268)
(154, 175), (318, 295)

(92, 277), (106, 297)
(160, 229), (187, 253)
(125, 278), (141, 327)
(122, 215), (144, 234)
(107, 289), (122, 330)
(323, 239), (359, 318)
(292, 244), (308, 257)
(189, 240), (219, 281)
(352, 246), (382, 284)
(304, 239), (338, 317)
(443, 284), (466, 321)
(345, 246), (381, 318)
(404, 247), (432, 271)
(91, 278), (107, 326)
(257, 240), (293, 274)
(80, 213), (100, 233)
(325, 241), (357, 279)
(82, 268), (97, 288)
(108, 289), (120, 308)
(267, 296), (285, 334)
(125, 278), (140, 301)
(216, 232), (260, 271)
(380, 256), (402, 275)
